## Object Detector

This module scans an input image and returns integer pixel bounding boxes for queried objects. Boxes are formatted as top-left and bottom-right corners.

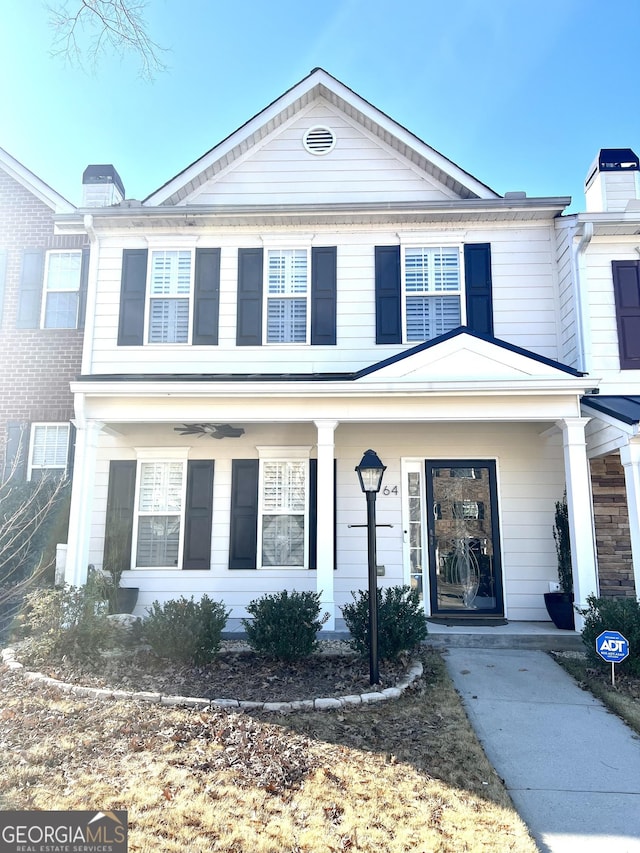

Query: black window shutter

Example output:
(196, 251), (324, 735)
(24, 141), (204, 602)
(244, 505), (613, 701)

(464, 243), (493, 337)
(236, 248), (263, 346)
(308, 458), (337, 571)
(375, 246), (402, 344)
(193, 248), (220, 346)
(229, 459), (259, 569)
(0, 248), (7, 327)
(117, 249), (148, 346)
(77, 247), (90, 330)
(16, 250), (44, 329)
(103, 460), (136, 573)
(66, 423), (77, 479)
(183, 460), (215, 569)
(612, 261), (640, 369)
(311, 246), (337, 345)
(4, 422), (28, 481)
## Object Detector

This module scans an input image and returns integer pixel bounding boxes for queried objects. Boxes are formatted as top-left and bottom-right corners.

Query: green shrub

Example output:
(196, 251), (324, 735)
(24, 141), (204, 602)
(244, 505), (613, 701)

(579, 594), (640, 676)
(341, 585), (428, 660)
(242, 590), (329, 661)
(141, 595), (229, 665)
(15, 573), (112, 664)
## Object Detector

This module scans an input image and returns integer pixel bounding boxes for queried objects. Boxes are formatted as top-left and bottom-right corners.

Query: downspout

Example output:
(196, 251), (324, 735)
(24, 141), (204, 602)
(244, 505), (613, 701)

(81, 214), (98, 376)
(570, 221), (593, 373)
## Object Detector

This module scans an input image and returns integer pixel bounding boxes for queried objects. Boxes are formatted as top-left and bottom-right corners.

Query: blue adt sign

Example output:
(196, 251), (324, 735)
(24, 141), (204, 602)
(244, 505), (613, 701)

(596, 631), (629, 663)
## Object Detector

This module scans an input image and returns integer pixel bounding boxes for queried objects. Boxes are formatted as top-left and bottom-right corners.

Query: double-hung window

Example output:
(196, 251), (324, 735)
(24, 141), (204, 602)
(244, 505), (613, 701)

(135, 460), (185, 567)
(42, 251), (82, 328)
(148, 250), (193, 343)
(259, 459), (308, 567)
(266, 249), (309, 343)
(28, 423), (69, 480)
(404, 247), (461, 341)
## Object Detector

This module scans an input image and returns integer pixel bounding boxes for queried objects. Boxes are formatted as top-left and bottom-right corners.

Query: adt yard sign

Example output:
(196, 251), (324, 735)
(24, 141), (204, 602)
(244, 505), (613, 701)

(596, 631), (629, 685)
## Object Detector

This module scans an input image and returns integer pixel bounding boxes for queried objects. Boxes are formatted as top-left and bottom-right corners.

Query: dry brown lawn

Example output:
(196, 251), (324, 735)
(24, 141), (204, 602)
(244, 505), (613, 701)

(0, 648), (538, 852)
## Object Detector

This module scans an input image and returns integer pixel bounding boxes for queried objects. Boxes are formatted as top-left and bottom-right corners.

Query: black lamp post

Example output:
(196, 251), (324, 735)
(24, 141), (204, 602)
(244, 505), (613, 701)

(355, 449), (386, 685)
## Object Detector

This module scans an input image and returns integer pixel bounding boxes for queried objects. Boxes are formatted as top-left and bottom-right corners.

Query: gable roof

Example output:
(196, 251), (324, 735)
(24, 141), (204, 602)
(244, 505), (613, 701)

(144, 68), (500, 206)
(0, 146), (75, 213)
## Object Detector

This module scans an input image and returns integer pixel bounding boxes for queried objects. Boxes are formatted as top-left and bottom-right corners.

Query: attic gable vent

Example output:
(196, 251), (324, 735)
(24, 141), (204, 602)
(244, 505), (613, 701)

(303, 125), (336, 155)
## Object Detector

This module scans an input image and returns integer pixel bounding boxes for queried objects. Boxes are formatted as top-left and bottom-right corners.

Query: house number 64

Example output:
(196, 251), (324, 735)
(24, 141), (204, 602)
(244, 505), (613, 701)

(382, 485), (398, 496)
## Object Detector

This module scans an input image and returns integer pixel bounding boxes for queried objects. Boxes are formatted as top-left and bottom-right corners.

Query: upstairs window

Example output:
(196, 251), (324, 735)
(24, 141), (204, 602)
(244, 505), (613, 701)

(266, 249), (309, 343)
(148, 250), (192, 343)
(42, 251), (82, 328)
(404, 247), (461, 341)
(28, 423), (69, 480)
(259, 459), (307, 567)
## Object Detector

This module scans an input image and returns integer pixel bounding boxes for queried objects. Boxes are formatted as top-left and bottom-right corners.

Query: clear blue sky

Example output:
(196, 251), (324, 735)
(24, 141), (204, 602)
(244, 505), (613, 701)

(2, 0), (639, 212)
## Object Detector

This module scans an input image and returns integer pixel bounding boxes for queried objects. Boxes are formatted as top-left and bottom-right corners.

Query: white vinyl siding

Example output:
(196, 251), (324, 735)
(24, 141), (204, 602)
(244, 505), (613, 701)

(42, 251), (81, 329)
(266, 249), (309, 343)
(404, 247), (461, 341)
(28, 423), (69, 479)
(148, 250), (192, 343)
(135, 461), (184, 567)
(260, 460), (307, 567)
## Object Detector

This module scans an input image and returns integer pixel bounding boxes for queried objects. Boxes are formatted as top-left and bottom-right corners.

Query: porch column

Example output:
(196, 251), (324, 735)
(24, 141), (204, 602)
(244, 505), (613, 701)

(619, 440), (640, 597)
(557, 417), (599, 629)
(64, 419), (103, 587)
(314, 419), (338, 631)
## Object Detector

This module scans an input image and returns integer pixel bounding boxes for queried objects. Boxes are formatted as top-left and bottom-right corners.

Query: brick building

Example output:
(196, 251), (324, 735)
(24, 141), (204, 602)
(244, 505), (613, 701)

(0, 147), (87, 480)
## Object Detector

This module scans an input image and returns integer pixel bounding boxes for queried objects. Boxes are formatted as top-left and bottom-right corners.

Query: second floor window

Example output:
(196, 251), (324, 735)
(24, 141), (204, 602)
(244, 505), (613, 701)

(404, 247), (461, 341)
(266, 249), (309, 343)
(148, 250), (192, 343)
(42, 251), (82, 328)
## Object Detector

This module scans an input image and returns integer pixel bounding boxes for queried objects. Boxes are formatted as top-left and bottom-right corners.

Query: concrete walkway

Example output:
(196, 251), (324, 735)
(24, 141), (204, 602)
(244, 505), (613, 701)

(444, 648), (640, 853)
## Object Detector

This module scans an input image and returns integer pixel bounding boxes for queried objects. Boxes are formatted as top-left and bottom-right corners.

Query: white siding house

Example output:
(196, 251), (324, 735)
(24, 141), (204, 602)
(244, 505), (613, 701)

(58, 69), (600, 631)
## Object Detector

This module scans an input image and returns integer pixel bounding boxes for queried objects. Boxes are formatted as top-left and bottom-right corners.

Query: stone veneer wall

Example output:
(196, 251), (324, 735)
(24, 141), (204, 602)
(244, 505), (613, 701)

(590, 453), (636, 597)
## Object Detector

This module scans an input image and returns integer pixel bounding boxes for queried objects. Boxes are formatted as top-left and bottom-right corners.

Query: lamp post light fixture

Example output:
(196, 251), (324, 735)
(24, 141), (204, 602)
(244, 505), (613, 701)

(355, 449), (387, 685)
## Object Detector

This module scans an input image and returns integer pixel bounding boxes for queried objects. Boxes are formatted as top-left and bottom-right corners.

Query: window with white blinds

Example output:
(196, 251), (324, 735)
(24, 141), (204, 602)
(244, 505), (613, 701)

(266, 249), (309, 343)
(260, 460), (307, 567)
(43, 251), (81, 329)
(136, 461), (184, 567)
(404, 247), (461, 341)
(29, 423), (69, 479)
(148, 250), (192, 343)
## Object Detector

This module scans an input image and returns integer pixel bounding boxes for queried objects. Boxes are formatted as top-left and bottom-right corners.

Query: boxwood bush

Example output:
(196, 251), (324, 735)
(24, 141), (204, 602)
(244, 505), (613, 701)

(341, 585), (428, 660)
(580, 594), (640, 676)
(242, 589), (329, 661)
(142, 595), (229, 665)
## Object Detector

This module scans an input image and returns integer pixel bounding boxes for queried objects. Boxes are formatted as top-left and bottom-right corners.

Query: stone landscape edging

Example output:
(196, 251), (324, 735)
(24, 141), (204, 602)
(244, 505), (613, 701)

(1, 647), (423, 713)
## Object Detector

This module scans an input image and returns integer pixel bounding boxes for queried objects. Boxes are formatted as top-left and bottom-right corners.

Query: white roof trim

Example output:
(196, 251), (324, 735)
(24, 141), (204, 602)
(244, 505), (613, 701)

(144, 68), (500, 207)
(0, 146), (75, 213)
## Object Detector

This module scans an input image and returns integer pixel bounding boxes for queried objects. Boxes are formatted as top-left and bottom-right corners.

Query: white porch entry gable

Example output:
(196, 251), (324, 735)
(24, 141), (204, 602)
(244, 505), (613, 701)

(557, 417), (599, 628)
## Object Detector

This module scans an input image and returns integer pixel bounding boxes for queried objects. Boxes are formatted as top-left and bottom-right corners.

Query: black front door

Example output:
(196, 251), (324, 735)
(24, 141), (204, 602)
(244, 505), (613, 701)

(426, 460), (504, 616)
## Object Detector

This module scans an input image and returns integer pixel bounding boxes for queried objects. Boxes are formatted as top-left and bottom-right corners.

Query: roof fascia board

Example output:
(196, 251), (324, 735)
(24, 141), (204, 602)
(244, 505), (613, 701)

(0, 146), (75, 213)
(143, 68), (501, 206)
(55, 196), (571, 231)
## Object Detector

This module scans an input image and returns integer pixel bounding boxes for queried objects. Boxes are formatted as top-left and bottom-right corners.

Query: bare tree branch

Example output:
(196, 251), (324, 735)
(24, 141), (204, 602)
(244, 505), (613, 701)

(47, 0), (167, 80)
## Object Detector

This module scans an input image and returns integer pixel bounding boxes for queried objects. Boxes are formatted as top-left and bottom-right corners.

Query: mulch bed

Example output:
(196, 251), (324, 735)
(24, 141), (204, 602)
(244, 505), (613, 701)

(26, 646), (413, 703)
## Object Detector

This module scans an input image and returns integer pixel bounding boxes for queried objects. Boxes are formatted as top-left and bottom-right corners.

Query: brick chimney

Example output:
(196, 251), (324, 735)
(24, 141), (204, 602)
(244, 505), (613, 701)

(585, 148), (640, 212)
(82, 164), (125, 207)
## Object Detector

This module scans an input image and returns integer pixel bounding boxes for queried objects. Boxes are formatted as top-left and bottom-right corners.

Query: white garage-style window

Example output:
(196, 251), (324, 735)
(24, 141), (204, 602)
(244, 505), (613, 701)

(265, 249), (309, 343)
(42, 251), (82, 329)
(147, 249), (193, 343)
(257, 447), (311, 568)
(404, 247), (462, 341)
(28, 423), (70, 480)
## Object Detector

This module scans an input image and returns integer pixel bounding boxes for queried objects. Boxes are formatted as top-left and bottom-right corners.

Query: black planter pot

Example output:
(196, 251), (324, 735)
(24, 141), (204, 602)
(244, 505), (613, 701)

(544, 591), (575, 630)
(113, 587), (139, 614)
